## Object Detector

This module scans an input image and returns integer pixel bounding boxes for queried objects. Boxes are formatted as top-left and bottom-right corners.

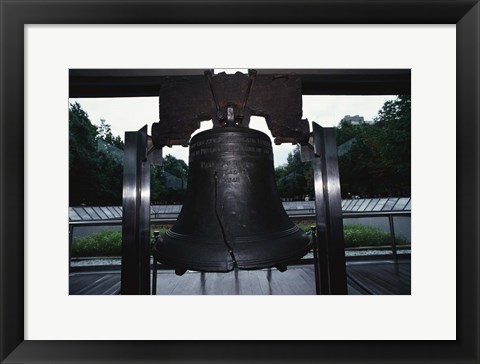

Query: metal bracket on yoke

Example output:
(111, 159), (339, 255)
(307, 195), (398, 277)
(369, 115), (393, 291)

(121, 125), (162, 295)
(301, 122), (348, 295)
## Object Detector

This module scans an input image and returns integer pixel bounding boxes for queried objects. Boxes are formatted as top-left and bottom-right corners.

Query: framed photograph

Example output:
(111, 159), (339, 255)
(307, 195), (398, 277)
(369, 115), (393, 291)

(1, 1), (478, 363)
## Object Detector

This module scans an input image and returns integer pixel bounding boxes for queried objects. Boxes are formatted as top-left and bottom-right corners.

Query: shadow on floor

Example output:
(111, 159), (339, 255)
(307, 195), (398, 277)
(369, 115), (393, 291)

(69, 260), (410, 295)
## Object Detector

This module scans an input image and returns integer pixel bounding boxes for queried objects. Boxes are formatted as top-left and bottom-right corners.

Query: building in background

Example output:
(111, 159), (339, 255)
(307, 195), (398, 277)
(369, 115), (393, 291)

(341, 114), (373, 125)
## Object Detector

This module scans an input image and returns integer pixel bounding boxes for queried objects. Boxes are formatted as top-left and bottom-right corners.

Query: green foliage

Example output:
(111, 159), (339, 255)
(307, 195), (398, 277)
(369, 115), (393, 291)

(151, 224), (171, 236)
(69, 102), (190, 205)
(151, 155), (188, 204)
(97, 119), (124, 150)
(163, 154), (188, 180)
(275, 95), (411, 199)
(72, 226), (171, 257)
(72, 230), (122, 257)
(72, 224), (407, 257)
(337, 95), (411, 197)
(275, 146), (313, 199)
(69, 102), (124, 205)
(151, 165), (168, 203)
(342, 224), (393, 247)
(296, 222), (408, 248)
(336, 120), (359, 145)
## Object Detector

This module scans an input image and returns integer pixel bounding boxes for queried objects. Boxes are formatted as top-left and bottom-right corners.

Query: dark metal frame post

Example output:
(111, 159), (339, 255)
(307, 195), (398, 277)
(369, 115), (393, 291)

(310, 226), (321, 295)
(121, 125), (151, 295)
(310, 151), (331, 294)
(69, 225), (74, 273)
(151, 259), (158, 295)
(388, 214), (398, 261)
(151, 230), (161, 295)
(311, 122), (348, 294)
(301, 144), (328, 294)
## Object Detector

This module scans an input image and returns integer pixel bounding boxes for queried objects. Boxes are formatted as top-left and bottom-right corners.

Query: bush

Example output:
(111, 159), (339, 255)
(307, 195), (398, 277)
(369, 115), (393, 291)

(72, 223), (408, 257)
(296, 222), (408, 248)
(151, 225), (170, 237)
(72, 226), (171, 257)
(72, 230), (122, 257)
(343, 224), (392, 247)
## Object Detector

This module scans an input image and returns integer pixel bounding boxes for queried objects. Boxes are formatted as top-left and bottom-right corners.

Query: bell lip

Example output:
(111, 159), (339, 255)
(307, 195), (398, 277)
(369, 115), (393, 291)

(165, 225), (303, 244)
(151, 239), (312, 274)
(151, 243), (234, 273)
(234, 242), (312, 271)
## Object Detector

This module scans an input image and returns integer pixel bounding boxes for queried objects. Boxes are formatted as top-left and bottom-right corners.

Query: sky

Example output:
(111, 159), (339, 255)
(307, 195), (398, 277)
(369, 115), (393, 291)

(69, 94), (396, 167)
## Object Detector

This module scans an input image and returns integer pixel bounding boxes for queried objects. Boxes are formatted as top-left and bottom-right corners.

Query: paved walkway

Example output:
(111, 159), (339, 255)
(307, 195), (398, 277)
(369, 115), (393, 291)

(69, 260), (410, 295)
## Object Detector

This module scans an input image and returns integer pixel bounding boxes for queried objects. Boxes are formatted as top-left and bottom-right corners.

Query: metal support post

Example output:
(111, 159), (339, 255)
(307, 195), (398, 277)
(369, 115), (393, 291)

(302, 144), (327, 294)
(388, 214), (398, 262)
(151, 230), (160, 295)
(311, 226), (321, 295)
(69, 224), (74, 273)
(311, 122), (348, 294)
(121, 125), (151, 295)
(152, 259), (158, 295)
(310, 146), (332, 294)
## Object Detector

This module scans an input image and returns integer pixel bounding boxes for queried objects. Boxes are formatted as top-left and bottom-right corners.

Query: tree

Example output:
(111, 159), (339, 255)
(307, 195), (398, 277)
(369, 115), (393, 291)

(150, 165), (168, 204)
(69, 102), (194, 206)
(151, 154), (189, 204)
(97, 119), (124, 150)
(336, 95), (411, 197)
(69, 102), (103, 205)
(275, 146), (313, 200)
(162, 154), (188, 182)
(336, 119), (359, 145)
(69, 103), (124, 205)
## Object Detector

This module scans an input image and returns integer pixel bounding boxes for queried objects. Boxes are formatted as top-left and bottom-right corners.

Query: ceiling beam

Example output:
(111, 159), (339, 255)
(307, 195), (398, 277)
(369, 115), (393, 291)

(69, 69), (410, 98)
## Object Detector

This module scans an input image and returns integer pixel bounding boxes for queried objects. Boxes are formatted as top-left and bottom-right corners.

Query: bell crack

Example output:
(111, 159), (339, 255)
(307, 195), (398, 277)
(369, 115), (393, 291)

(214, 171), (238, 269)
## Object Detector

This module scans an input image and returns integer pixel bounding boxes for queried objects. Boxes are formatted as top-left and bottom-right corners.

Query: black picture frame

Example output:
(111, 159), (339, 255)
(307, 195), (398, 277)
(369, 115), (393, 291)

(1, 1), (478, 363)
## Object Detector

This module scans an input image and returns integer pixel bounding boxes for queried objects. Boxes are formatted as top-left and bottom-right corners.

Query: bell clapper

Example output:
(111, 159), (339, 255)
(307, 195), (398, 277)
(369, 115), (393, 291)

(175, 267), (187, 276)
(226, 106), (235, 127)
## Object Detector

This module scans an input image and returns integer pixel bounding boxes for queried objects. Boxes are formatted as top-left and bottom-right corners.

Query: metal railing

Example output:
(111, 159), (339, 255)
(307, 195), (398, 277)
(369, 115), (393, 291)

(69, 210), (410, 270)
(295, 211), (411, 262)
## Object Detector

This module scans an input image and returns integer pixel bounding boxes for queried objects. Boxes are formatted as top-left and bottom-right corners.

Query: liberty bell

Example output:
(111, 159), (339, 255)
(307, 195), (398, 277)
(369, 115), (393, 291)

(152, 120), (311, 273)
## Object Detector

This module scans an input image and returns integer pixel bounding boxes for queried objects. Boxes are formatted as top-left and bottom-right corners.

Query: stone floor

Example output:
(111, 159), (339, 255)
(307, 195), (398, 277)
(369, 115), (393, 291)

(69, 260), (410, 295)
